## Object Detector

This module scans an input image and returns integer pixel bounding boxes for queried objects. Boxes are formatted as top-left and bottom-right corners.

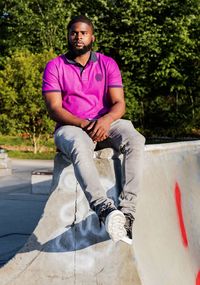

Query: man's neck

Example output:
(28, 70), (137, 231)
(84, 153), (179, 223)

(74, 51), (91, 67)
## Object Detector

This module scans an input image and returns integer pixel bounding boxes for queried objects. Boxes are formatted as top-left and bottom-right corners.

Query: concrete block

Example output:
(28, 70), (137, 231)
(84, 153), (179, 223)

(0, 152), (12, 175)
(0, 152), (9, 168)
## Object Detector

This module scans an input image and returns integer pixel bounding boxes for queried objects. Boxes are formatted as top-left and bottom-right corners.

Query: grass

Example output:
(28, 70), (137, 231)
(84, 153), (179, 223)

(0, 135), (54, 147)
(0, 136), (31, 146)
(6, 150), (56, 160)
(0, 135), (56, 160)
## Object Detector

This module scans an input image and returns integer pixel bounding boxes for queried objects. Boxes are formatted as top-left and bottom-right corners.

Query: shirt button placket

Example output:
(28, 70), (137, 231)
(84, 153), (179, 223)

(81, 69), (88, 82)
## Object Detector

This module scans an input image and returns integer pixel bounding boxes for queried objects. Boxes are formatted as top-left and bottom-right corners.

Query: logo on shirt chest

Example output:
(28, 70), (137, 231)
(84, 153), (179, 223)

(95, 73), (103, 81)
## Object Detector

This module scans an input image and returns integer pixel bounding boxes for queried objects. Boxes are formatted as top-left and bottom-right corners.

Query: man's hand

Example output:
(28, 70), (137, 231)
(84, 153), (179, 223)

(80, 119), (91, 129)
(83, 116), (113, 142)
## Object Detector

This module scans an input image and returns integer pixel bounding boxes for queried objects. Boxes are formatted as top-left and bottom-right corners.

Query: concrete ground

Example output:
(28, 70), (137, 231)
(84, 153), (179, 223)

(0, 159), (53, 267)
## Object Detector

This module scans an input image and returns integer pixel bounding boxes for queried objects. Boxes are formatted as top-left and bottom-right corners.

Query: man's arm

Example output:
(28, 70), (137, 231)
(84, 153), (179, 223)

(104, 86), (126, 121)
(44, 92), (89, 129)
(86, 87), (125, 142)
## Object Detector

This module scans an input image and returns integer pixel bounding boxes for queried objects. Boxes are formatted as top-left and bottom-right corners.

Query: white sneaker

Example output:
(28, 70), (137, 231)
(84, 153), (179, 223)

(120, 236), (133, 245)
(105, 210), (126, 242)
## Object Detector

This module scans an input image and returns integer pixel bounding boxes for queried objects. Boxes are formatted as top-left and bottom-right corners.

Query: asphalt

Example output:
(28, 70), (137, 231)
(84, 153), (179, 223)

(0, 159), (53, 267)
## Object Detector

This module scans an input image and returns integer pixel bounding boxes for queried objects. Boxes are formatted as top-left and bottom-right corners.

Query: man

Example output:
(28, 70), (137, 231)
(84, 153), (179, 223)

(42, 15), (145, 244)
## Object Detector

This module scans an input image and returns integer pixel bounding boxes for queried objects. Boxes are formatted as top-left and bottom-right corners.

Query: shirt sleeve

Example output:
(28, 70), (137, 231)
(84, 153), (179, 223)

(42, 59), (61, 94)
(107, 58), (123, 88)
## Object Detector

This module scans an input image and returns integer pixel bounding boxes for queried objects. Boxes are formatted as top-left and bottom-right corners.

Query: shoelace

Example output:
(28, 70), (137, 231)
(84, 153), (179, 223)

(99, 202), (114, 224)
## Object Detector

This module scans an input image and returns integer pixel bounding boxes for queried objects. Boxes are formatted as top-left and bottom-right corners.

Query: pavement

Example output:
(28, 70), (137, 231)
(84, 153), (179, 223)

(0, 159), (53, 266)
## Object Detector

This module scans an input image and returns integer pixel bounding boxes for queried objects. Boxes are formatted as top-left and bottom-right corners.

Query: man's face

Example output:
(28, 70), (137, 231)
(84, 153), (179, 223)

(68, 22), (95, 56)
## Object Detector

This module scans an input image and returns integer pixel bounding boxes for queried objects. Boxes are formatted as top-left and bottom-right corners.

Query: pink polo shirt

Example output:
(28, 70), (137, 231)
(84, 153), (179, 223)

(42, 51), (123, 121)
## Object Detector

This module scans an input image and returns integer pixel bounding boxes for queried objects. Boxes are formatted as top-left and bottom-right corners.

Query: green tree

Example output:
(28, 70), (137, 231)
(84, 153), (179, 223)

(0, 0), (76, 55)
(0, 49), (56, 153)
(74, 0), (200, 136)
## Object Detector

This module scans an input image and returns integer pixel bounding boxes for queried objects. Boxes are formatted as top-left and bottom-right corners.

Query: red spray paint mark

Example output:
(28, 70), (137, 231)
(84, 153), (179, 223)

(174, 182), (188, 247)
(174, 183), (200, 285)
(196, 271), (200, 285)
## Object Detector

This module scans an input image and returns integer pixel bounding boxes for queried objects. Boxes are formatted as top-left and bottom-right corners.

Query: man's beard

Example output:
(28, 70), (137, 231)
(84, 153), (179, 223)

(68, 41), (93, 56)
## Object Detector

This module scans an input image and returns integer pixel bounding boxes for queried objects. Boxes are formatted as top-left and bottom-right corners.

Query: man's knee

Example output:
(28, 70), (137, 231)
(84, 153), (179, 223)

(133, 129), (145, 145)
(119, 119), (145, 145)
(55, 126), (94, 155)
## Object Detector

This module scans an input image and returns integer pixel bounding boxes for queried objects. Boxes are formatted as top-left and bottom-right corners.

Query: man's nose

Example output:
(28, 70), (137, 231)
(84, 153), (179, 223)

(76, 32), (82, 39)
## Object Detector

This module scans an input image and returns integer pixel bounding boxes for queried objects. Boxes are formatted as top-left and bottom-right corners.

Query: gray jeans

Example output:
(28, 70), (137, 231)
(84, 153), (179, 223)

(54, 119), (145, 217)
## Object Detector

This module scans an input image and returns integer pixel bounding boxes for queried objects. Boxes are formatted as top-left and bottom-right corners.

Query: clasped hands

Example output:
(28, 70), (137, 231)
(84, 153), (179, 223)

(81, 116), (112, 142)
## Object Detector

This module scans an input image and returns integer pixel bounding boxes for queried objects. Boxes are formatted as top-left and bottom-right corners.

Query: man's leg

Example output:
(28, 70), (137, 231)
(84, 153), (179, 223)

(108, 119), (145, 241)
(54, 125), (127, 242)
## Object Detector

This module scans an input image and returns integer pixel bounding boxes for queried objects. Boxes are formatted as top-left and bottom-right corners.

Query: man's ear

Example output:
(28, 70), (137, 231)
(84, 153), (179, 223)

(92, 35), (95, 42)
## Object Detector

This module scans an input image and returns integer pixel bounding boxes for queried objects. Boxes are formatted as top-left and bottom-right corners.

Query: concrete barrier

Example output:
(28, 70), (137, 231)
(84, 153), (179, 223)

(0, 151), (12, 176)
(134, 141), (200, 285)
(0, 141), (200, 285)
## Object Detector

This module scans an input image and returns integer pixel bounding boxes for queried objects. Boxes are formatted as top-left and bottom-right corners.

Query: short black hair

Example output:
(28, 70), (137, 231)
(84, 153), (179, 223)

(67, 15), (94, 33)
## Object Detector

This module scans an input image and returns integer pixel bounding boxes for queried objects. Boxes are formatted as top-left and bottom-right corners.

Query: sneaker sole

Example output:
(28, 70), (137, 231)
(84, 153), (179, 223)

(105, 210), (126, 242)
(120, 236), (133, 245)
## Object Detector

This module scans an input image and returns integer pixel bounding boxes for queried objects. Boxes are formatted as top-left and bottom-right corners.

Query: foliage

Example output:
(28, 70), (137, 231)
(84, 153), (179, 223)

(0, 49), (56, 153)
(75, 0), (200, 135)
(0, 0), (76, 55)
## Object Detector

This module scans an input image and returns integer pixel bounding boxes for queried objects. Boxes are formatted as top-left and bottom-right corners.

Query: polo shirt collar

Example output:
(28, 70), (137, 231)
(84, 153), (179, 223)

(64, 51), (97, 66)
